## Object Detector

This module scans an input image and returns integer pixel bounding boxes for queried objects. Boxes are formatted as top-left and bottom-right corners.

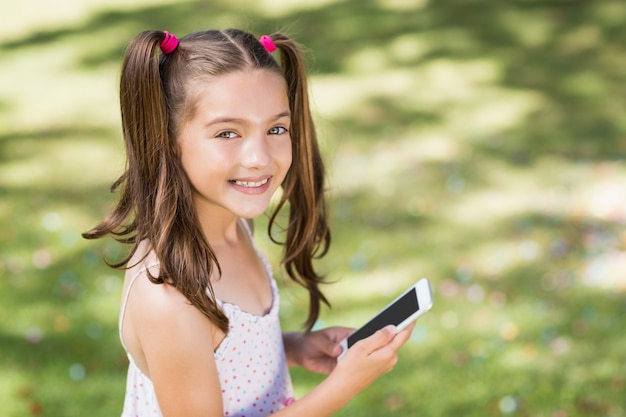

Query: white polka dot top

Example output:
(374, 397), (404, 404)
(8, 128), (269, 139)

(119, 225), (294, 417)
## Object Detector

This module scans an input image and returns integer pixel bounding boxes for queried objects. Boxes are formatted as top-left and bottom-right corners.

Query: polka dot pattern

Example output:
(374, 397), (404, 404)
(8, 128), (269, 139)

(121, 359), (161, 416)
(215, 277), (294, 416)
(121, 278), (294, 417)
(120, 231), (294, 417)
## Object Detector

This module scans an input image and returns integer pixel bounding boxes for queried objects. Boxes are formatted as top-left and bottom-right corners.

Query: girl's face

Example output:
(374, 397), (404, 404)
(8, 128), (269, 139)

(178, 69), (292, 222)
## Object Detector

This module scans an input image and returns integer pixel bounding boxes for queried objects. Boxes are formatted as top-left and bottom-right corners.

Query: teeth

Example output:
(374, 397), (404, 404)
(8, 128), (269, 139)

(232, 178), (269, 187)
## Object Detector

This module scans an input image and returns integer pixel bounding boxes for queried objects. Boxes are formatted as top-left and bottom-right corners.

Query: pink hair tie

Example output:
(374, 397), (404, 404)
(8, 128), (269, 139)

(160, 31), (179, 55)
(259, 35), (276, 53)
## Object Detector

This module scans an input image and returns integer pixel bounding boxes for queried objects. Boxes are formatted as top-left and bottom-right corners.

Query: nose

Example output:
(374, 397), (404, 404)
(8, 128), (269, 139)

(240, 133), (271, 169)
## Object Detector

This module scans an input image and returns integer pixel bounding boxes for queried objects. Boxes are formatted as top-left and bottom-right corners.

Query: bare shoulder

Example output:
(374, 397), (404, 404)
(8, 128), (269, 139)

(122, 247), (224, 416)
(124, 258), (208, 336)
(121, 240), (220, 377)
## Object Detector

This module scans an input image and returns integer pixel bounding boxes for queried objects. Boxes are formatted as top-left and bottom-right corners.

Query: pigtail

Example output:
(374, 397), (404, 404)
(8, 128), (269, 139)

(83, 30), (229, 333)
(268, 34), (332, 331)
(83, 31), (168, 257)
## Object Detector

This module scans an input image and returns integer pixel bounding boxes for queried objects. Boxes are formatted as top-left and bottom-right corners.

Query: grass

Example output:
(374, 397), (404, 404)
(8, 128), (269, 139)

(1, 0), (625, 416)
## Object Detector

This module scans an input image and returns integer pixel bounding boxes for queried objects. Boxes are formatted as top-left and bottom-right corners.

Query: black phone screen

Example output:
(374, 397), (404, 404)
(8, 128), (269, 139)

(346, 289), (419, 348)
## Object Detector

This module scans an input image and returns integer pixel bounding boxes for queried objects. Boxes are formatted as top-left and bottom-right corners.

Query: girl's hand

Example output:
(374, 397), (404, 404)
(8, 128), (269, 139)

(283, 327), (353, 374)
(333, 322), (416, 394)
(275, 323), (416, 416)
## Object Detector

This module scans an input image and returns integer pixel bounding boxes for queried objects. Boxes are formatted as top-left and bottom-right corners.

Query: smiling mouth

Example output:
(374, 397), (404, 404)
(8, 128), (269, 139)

(229, 178), (270, 188)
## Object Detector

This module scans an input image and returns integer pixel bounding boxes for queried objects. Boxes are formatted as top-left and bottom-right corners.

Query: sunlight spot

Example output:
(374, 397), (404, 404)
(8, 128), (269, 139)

(42, 212), (62, 232)
(344, 47), (389, 74)
(582, 251), (626, 290)
(452, 89), (544, 134)
(523, 344), (538, 361)
(411, 133), (460, 162)
(6, 256), (26, 278)
(519, 240), (539, 261)
(499, 396), (518, 414)
(60, 229), (79, 248)
(500, 322), (519, 341)
(0, 138), (123, 188)
(69, 363), (86, 381)
(375, 176), (397, 197)
(377, 0), (429, 11)
(54, 315), (71, 333)
(97, 275), (121, 294)
(471, 309), (492, 330)
(349, 253), (368, 272)
(455, 263), (474, 284)
(359, 240), (379, 257)
(249, 0), (338, 16)
(86, 322), (102, 339)
(550, 337), (571, 356)
(501, 8), (554, 47)
(24, 326), (44, 345)
(585, 182), (626, 223)
(467, 284), (485, 304)
(445, 173), (465, 195)
(32, 249), (52, 269)
(439, 279), (460, 299)
(489, 291), (507, 308)
(0, 0), (180, 40)
(389, 34), (431, 63)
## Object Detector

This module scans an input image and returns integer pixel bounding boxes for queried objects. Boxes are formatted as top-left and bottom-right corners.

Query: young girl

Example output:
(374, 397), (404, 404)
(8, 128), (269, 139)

(84, 28), (415, 417)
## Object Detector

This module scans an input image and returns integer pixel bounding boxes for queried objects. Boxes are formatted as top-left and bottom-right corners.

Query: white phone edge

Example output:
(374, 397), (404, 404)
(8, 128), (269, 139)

(337, 278), (433, 361)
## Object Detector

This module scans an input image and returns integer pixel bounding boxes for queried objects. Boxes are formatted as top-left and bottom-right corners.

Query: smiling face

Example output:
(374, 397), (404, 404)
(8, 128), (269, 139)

(177, 69), (292, 224)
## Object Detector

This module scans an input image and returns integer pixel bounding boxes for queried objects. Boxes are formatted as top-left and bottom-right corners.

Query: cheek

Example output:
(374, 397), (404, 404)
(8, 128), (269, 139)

(273, 140), (292, 183)
(281, 138), (293, 167)
(284, 145), (293, 169)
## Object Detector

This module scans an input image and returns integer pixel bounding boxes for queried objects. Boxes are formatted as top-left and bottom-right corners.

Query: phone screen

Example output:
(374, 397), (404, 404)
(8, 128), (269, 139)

(346, 289), (419, 348)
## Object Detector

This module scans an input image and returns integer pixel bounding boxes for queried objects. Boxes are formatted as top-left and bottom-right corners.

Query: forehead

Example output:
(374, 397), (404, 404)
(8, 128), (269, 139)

(188, 69), (289, 119)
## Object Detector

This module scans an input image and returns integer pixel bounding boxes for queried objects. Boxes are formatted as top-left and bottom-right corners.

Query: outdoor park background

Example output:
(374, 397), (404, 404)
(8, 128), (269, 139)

(1, 0), (625, 416)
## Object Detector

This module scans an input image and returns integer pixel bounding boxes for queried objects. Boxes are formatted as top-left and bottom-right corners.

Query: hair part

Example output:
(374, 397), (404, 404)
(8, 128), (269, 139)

(83, 29), (330, 333)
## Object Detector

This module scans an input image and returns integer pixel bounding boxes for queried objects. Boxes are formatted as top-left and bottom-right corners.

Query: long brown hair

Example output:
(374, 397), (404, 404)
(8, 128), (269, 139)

(83, 29), (330, 333)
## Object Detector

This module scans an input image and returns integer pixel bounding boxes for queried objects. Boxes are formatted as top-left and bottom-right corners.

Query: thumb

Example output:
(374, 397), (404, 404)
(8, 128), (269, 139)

(318, 334), (342, 357)
(367, 325), (397, 350)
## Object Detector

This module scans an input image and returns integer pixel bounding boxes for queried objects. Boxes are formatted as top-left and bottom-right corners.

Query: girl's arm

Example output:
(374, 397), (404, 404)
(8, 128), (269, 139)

(135, 278), (413, 417)
(130, 278), (225, 417)
(276, 324), (415, 416)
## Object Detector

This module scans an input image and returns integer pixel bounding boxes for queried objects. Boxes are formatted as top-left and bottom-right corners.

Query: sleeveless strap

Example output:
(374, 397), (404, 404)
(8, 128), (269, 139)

(239, 218), (253, 238)
(118, 261), (160, 352)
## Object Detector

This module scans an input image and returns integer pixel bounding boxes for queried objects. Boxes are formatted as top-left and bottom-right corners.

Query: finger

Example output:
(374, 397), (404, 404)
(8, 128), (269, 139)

(326, 326), (354, 343)
(389, 322), (415, 350)
(311, 330), (344, 357)
(358, 325), (396, 355)
(313, 327), (354, 357)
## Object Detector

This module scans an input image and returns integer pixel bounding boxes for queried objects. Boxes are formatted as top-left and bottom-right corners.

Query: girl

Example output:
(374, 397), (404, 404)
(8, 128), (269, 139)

(84, 28), (414, 417)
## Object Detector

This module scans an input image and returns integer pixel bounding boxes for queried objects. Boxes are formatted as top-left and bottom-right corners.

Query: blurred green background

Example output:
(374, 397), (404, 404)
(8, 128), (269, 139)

(1, 0), (625, 416)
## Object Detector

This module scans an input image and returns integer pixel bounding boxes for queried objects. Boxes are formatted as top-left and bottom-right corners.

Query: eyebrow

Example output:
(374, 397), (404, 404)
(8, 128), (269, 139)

(207, 110), (291, 126)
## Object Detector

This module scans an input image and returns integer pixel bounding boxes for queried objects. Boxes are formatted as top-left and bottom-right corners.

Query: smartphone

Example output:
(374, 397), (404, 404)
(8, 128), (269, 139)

(338, 278), (433, 360)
